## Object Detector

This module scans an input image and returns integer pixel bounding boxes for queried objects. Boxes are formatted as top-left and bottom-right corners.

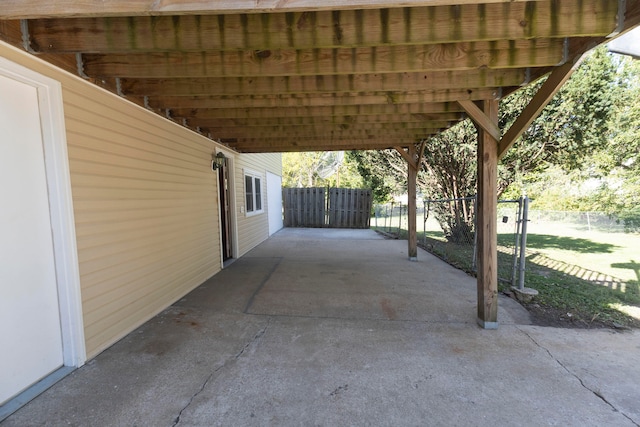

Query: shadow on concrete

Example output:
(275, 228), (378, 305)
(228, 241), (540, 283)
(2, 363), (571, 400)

(2, 229), (639, 427)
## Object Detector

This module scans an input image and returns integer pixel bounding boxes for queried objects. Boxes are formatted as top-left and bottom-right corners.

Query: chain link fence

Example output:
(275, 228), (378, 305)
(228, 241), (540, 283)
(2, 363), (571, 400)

(372, 197), (526, 286)
(529, 210), (628, 234)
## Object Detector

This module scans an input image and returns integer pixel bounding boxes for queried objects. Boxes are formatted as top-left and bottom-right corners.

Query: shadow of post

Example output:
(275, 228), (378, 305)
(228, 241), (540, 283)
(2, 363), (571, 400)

(527, 252), (633, 293)
(611, 260), (640, 296)
(526, 234), (619, 254)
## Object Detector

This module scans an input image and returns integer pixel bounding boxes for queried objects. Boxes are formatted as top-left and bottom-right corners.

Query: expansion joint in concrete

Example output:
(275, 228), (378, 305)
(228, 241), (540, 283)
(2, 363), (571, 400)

(243, 258), (283, 314)
(172, 319), (272, 426)
(516, 327), (639, 427)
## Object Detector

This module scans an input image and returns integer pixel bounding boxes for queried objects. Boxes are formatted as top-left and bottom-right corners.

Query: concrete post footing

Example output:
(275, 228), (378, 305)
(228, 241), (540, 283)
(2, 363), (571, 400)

(477, 319), (499, 329)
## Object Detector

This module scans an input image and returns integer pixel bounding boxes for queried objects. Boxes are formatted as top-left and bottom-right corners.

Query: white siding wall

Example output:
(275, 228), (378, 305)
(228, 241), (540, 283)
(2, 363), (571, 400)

(0, 42), (224, 359)
(235, 153), (282, 257)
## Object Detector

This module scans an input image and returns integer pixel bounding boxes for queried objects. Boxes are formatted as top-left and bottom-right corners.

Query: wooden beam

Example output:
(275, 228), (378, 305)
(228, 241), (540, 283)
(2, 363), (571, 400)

(81, 39), (565, 78)
(458, 99), (501, 141)
(498, 60), (581, 157)
(120, 69), (531, 97)
(206, 129), (434, 140)
(235, 144), (396, 152)
(195, 123), (453, 139)
(0, 0), (567, 19)
(149, 89), (499, 110)
(475, 98), (499, 329)
(229, 138), (415, 152)
(23, 2), (618, 52)
(624, 0), (640, 30)
(169, 102), (464, 120)
(416, 139), (427, 170)
(0, 19), (21, 46)
(188, 114), (463, 128)
(394, 146), (416, 168)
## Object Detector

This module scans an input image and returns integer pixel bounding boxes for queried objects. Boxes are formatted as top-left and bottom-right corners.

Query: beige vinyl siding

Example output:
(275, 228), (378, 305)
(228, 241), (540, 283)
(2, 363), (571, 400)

(235, 153), (282, 257)
(1, 42), (223, 359)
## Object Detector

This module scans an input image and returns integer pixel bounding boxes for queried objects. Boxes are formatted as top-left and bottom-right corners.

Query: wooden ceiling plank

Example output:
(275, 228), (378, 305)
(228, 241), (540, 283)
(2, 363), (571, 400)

(169, 102), (463, 120)
(24, 1), (618, 53)
(0, 0), (565, 20)
(209, 130), (437, 140)
(188, 113), (463, 128)
(229, 138), (421, 151)
(148, 88), (499, 110)
(193, 120), (457, 131)
(233, 143), (398, 153)
(81, 39), (565, 78)
(120, 69), (530, 97)
(200, 124), (449, 137)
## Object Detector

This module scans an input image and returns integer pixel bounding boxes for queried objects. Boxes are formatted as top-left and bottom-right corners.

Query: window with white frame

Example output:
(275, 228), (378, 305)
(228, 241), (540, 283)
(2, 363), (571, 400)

(244, 171), (263, 215)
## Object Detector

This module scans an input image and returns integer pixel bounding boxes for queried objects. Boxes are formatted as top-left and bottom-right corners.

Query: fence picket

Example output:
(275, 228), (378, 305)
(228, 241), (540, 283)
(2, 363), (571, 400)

(283, 188), (371, 228)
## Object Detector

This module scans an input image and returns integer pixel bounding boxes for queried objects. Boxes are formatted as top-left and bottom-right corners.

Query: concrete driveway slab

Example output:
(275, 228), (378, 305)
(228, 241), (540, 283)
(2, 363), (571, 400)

(2, 229), (638, 426)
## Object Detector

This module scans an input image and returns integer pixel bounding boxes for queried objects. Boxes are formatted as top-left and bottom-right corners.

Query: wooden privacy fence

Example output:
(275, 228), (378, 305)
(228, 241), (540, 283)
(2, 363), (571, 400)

(283, 187), (326, 227)
(283, 187), (372, 229)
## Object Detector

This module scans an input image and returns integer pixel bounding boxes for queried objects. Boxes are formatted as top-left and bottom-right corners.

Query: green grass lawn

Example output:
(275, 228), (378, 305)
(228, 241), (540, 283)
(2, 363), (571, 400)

(373, 217), (640, 328)
(526, 221), (640, 282)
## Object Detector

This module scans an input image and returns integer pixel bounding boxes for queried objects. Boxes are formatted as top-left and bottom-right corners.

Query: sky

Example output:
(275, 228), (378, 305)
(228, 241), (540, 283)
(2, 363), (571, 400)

(608, 26), (640, 59)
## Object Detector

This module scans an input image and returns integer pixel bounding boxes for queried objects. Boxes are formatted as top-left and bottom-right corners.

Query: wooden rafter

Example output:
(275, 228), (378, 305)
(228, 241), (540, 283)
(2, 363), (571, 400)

(200, 122), (450, 134)
(230, 138), (412, 152)
(80, 40), (566, 78)
(0, 0), (593, 19)
(169, 102), (464, 120)
(20, 1), (618, 53)
(2, 0), (638, 331)
(118, 69), (530, 97)
(204, 129), (436, 140)
(148, 89), (499, 110)
(189, 114), (462, 128)
(1, 0), (636, 155)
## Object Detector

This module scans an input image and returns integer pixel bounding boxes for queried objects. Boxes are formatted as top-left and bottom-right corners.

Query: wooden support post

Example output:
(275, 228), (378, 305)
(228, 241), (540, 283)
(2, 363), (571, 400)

(407, 144), (418, 261)
(476, 99), (499, 329)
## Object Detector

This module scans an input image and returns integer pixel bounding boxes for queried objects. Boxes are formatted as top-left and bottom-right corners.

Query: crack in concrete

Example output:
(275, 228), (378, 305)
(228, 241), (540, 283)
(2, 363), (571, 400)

(172, 318), (271, 426)
(516, 326), (639, 427)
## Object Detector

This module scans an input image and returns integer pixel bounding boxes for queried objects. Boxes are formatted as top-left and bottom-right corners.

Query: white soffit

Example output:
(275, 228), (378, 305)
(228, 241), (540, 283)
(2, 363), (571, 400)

(608, 27), (640, 59)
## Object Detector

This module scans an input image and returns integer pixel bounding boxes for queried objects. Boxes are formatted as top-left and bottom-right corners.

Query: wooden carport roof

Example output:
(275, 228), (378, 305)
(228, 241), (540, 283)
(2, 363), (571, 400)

(2, 0), (639, 154)
(2, 0), (639, 329)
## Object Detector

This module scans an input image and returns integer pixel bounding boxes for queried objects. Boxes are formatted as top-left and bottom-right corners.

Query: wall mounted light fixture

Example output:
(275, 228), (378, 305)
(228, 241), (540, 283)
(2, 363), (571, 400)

(211, 151), (226, 170)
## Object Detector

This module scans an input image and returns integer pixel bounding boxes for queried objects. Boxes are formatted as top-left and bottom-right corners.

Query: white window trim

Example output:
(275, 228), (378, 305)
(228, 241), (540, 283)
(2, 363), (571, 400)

(244, 169), (264, 217)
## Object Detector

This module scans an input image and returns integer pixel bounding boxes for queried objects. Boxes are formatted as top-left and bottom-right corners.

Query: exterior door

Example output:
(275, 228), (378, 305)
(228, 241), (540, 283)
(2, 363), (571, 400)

(218, 158), (233, 261)
(266, 172), (283, 235)
(0, 74), (65, 405)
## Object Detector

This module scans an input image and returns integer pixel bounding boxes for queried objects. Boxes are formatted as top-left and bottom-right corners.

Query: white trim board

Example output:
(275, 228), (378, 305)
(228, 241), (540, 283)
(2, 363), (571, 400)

(0, 57), (86, 368)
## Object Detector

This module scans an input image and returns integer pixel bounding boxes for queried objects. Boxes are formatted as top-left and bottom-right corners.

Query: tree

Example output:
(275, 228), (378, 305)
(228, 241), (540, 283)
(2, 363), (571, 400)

(419, 120), (478, 242)
(350, 47), (620, 239)
(576, 54), (640, 230)
(500, 46), (617, 193)
(282, 151), (364, 189)
(347, 150), (404, 203)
